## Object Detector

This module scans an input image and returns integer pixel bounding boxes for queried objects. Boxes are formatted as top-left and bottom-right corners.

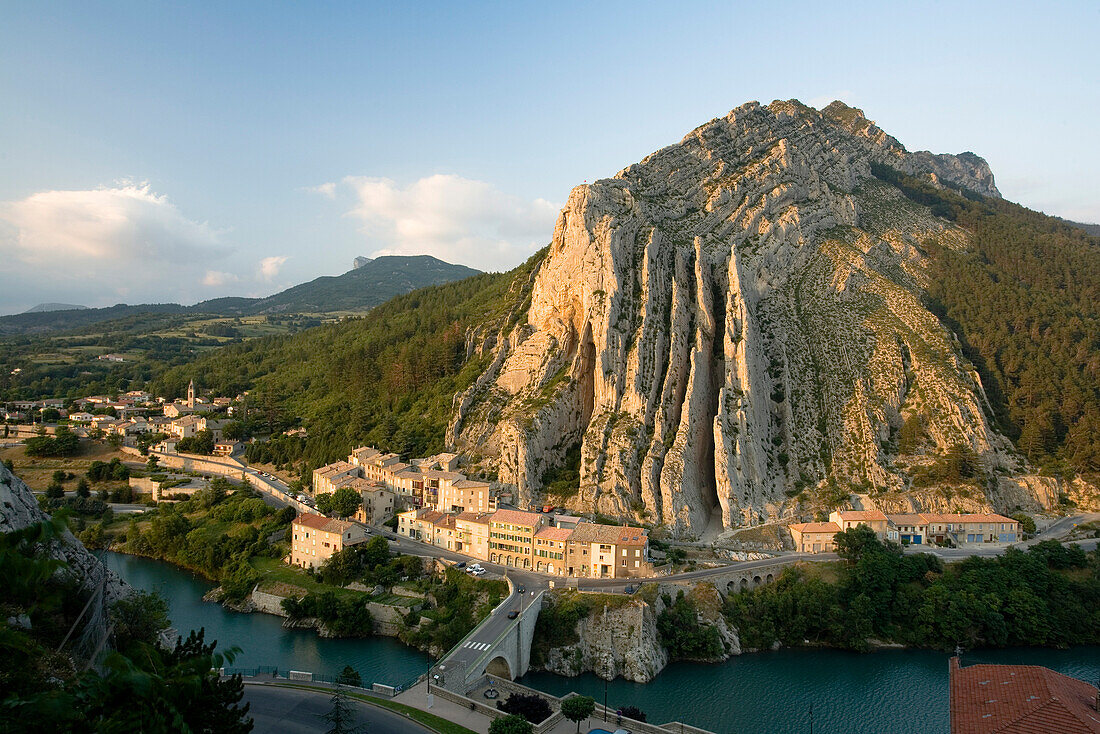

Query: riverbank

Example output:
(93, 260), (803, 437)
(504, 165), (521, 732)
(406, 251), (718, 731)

(105, 551), (1100, 734)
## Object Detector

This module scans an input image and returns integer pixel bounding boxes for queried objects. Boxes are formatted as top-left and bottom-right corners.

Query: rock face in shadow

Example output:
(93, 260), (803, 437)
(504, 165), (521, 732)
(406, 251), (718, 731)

(0, 462), (130, 603)
(449, 99), (1025, 535)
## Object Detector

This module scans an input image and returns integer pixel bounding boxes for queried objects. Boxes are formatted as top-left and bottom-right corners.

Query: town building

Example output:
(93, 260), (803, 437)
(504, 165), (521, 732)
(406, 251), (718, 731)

(312, 461), (359, 495)
(949, 657), (1100, 733)
(488, 509), (546, 570)
(789, 512), (1022, 553)
(438, 477), (495, 514)
(348, 478), (396, 526)
(915, 513), (1019, 545)
(565, 522), (651, 579)
(289, 514), (367, 569)
(454, 511), (492, 558)
(829, 510), (893, 540)
(395, 505), (652, 578)
(789, 521), (843, 553)
(533, 526), (571, 575)
(213, 440), (239, 456)
(169, 414), (203, 439)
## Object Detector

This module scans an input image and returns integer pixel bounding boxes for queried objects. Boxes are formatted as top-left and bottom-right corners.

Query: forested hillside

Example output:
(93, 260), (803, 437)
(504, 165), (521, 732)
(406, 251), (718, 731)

(874, 165), (1100, 474)
(150, 251), (544, 469)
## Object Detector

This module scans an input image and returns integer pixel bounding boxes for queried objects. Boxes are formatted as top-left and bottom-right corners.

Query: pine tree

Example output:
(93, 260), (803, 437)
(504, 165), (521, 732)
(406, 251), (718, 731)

(319, 686), (364, 734)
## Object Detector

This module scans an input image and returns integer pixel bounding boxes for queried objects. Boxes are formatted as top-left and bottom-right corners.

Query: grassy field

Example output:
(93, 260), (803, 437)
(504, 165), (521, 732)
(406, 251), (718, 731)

(250, 556), (367, 600)
(0, 440), (143, 491)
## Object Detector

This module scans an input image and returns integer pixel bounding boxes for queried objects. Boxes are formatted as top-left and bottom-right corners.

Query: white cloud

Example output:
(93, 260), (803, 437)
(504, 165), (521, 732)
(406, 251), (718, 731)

(339, 174), (559, 271)
(0, 182), (224, 264)
(307, 182), (337, 199)
(203, 270), (239, 287)
(259, 255), (288, 281)
(0, 183), (235, 311)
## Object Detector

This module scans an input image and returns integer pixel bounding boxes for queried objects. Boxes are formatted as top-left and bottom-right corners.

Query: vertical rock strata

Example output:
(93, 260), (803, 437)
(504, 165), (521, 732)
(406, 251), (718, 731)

(450, 100), (1014, 534)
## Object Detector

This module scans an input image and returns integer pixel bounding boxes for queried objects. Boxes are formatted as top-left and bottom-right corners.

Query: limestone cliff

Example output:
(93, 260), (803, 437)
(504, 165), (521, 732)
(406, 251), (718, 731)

(539, 596), (668, 683)
(450, 99), (1030, 534)
(0, 462), (130, 603)
(533, 585), (738, 683)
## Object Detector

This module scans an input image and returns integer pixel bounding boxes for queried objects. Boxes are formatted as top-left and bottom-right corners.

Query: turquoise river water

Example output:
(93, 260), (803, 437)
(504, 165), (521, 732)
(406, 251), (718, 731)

(103, 552), (1099, 734)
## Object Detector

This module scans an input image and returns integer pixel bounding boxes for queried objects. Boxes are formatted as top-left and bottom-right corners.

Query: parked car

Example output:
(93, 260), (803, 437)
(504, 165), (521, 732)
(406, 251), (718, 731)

(455, 561), (466, 569)
(472, 568), (486, 576)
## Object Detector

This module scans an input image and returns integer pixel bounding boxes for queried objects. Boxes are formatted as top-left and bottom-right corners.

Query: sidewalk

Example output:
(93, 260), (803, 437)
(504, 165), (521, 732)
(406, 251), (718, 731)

(394, 681), (604, 734)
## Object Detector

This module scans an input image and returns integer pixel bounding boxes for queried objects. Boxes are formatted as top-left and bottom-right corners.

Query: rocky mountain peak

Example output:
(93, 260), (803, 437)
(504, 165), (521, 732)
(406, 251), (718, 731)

(448, 100), (1014, 535)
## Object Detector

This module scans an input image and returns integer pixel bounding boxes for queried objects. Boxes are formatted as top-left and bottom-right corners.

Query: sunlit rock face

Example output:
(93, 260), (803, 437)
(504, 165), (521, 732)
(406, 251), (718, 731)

(449, 100), (1018, 535)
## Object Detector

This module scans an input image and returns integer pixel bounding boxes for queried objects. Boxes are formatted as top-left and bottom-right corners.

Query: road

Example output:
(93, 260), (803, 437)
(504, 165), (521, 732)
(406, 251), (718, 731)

(435, 571), (545, 683)
(242, 682), (433, 734)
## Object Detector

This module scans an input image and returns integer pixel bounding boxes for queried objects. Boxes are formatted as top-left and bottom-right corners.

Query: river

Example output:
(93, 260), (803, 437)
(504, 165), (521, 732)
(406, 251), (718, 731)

(104, 552), (1100, 734)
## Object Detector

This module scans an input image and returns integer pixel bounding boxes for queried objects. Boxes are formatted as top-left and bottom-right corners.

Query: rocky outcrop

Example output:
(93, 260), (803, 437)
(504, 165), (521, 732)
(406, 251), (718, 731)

(536, 585), (739, 683)
(0, 462), (130, 603)
(541, 597), (668, 683)
(450, 99), (1024, 534)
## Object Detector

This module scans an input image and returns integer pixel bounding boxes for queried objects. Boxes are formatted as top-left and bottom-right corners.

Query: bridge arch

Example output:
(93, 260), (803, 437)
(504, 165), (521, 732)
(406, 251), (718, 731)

(752, 575), (762, 587)
(766, 573), (774, 584)
(486, 656), (513, 679)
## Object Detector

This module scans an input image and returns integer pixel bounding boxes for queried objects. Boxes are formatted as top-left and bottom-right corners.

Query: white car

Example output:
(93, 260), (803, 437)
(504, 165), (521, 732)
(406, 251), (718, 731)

(471, 568), (486, 576)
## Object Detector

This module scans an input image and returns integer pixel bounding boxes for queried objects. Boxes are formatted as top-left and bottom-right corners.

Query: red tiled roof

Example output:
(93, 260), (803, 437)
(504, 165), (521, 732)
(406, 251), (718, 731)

(490, 509), (544, 527)
(294, 514), (354, 535)
(950, 658), (1100, 733)
(535, 527), (574, 541)
(789, 522), (841, 534)
(455, 511), (491, 524)
(922, 513), (1016, 524)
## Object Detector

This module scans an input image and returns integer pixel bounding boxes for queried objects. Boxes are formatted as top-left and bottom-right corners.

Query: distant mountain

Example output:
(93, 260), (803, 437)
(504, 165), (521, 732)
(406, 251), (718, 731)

(353, 256), (373, 269)
(24, 303), (88, 314)
(1055, 217), (1100, 237)
(0, 255), (480, 335)
(0, 303), (188, 335)
(194, 255), (481, 315)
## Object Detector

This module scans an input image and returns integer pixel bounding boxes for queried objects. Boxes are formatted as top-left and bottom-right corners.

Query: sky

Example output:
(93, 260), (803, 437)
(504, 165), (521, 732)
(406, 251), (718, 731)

(1, 1), (1098, 314)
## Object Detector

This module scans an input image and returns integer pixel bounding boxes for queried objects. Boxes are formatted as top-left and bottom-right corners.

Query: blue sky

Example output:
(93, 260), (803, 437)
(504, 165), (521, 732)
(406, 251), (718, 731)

(2, 1), (1097, 314)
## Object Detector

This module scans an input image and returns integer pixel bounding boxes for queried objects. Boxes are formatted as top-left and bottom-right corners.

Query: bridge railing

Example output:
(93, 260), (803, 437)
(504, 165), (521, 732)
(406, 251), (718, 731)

(437, 574), (517, 667)
(464, 589), (545, 679)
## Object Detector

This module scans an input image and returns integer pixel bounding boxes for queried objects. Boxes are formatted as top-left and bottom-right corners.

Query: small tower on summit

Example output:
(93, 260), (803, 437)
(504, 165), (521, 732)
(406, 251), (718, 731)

(187, 379), (195, 409)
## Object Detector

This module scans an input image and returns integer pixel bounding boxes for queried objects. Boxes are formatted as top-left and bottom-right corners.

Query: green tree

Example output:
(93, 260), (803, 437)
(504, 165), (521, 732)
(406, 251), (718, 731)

(76, 478), (91, 498)
(318, 686), (363, 734)
(315, 493), (335, 515)
(330, 486), (362, 519)
(46, 481), (65, 499)
(560, 695), (595, 734)
(336, 665), (362, 687)
(1012, 513), (1037, 535)
(361, 535), (390, 568)
(489, 714), (534, 734)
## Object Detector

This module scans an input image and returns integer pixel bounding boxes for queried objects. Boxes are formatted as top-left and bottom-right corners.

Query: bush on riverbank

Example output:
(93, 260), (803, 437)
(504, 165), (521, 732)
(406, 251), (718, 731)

(657, 589), (725, 660)
(401, 568), (508, 653)
(315, 535), (425, 587)
(281, 591), (375, 637)
(116, 478), (293, 601)
(724, 527), (1100, 652)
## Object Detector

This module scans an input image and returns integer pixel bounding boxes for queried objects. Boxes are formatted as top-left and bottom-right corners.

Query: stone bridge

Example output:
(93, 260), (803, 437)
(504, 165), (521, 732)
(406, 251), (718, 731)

(659, 557), (802, 598)
(433, 589), (544, 692)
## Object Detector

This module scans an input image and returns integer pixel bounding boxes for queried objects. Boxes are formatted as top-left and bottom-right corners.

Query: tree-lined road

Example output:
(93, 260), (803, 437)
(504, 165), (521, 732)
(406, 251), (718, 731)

(242, 683), (433, 734)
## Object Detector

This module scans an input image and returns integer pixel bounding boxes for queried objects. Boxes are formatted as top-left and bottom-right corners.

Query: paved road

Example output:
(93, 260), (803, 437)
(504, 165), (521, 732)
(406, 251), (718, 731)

(242, 682), (433, 734)
(436, 572), (545, 681)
